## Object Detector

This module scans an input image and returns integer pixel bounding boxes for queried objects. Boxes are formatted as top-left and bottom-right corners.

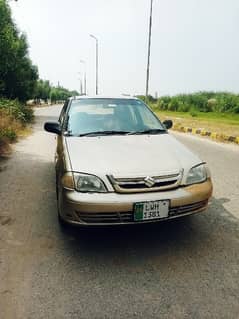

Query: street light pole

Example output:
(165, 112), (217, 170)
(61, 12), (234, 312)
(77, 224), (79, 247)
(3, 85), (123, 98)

(78, 72), (83, 95)
(90, 34), (99, 95)
(80, 60), (87, 95)
(145, 0), (153, 103)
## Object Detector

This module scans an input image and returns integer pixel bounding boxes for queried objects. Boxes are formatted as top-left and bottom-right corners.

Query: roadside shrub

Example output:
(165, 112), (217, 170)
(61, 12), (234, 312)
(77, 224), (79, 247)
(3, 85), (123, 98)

(0, 98), (33, 154)
(157, 99), (166, 110)
(207, 98), (217, 106)
(189, 107), (198, 117)
(232, 103), (239, 113)
(178, 102), (190, 112)
(157, 96), (171, 110)
(155, 92), (239, 114)
(0, 128), (17, 142)
(168, 98), (179, 111)
(0, 98), (33, 123)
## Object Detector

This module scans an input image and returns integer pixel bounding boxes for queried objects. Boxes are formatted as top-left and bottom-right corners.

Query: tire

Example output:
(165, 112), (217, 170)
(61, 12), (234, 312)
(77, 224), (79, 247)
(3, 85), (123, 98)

(56, 185), (70, 231)
(57, 210), (68, 228)
(55, 173), (59, 199)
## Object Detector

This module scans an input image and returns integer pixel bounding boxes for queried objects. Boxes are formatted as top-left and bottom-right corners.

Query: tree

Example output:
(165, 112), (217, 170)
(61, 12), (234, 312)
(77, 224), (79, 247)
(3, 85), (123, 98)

(49, 86), (79, 104)
(0, 0), (38, 102)
(34, 79), (51, 103)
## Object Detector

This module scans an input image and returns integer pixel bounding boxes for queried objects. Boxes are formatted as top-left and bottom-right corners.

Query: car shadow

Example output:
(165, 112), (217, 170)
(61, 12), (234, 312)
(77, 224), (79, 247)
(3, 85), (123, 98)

(59, 196), (239, 262)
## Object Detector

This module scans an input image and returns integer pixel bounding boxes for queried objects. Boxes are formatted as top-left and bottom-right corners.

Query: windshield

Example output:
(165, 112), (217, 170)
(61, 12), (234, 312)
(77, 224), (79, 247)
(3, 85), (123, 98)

(66, 98), (165, 136)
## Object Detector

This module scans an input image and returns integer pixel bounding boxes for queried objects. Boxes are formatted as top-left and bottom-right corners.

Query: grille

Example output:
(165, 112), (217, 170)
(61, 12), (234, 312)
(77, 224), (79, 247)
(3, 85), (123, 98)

(108, 171), (182, 193)
(169, 200), (208, 217)
(75, 200), (208, 224)
(76, 211), (133, 224)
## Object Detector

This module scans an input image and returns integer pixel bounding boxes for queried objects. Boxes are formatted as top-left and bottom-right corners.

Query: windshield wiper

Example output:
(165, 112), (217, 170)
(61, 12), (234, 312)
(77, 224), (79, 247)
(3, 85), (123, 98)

(128, 128), (166, 135)
(78, 130), (130, 137)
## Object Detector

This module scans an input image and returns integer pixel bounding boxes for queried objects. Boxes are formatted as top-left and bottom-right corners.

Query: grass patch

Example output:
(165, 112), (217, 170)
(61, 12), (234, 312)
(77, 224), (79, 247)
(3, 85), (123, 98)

(150, 106), (239, 137)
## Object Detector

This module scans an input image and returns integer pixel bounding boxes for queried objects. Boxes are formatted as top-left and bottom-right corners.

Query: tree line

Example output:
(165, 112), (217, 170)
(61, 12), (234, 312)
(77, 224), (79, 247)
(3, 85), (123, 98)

(0, 0), (78, 103)
(138, 92), (239, 114)
(34, 80), (79, 104)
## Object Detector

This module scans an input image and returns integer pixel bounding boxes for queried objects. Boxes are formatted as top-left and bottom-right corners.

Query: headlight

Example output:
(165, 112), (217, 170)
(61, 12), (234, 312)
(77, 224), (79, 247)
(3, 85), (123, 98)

(61, 172), (74, 190)
(186, 164), (207, 185)
(73, 173), (107, 193)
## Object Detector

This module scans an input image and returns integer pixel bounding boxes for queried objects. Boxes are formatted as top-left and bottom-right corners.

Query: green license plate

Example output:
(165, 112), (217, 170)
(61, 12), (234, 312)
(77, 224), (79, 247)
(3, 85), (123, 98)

(134, 200), (169, 221)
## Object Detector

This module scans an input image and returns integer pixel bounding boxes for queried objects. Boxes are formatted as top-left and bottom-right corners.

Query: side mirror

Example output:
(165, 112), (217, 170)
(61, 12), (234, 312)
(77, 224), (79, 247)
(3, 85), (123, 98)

(44, 121), (61, 135)
(163, 120), (173, 130)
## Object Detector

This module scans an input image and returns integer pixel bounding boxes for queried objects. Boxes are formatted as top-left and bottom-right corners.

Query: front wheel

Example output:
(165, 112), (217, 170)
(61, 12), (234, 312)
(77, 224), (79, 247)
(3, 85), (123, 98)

(57, 185), (70, 231)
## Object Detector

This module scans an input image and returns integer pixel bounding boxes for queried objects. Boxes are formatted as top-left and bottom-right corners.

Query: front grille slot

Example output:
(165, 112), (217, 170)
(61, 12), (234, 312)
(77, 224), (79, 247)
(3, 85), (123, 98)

(76, 211), (133, 224)
(169, 200), (208, 216)
(121, 180), (176, 190)
(108, 171), (183, 193)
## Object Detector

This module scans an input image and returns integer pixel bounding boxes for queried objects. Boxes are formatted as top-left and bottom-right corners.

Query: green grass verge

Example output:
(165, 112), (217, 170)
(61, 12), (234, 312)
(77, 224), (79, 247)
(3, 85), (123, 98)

(150, 105), (239, 137)
(160, 111), (239, 125)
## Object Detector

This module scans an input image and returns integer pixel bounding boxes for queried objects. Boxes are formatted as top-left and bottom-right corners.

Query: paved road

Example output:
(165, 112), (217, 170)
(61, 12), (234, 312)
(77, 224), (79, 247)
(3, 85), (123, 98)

(0, 105), (239, 319)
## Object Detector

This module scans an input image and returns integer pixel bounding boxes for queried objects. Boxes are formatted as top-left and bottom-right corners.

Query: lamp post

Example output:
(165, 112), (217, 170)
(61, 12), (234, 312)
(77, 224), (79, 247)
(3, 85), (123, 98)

(145, 0), (153, 103)
(80, 59), (87, 95)
(78, 72), (83, 95)
(90, 34), (99, 95)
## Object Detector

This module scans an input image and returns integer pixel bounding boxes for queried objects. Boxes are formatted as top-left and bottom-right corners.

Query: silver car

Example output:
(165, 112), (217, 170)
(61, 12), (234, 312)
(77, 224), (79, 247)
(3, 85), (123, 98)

(44, 96), (213, 226)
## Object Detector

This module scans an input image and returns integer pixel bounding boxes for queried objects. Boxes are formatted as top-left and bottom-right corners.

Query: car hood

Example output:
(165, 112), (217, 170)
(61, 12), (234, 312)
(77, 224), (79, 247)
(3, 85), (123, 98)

(65, 133), (202, 178)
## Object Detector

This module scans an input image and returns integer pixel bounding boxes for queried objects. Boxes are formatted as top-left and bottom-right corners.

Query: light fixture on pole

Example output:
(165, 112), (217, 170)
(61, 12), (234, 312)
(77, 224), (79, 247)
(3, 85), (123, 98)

(80, 59), (87, 95)
(145, 0), (153, 103)
(90, 34), (99, 95)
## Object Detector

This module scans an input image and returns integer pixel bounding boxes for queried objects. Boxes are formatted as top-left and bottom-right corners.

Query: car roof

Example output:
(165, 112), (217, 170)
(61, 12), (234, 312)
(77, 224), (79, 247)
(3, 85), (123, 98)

(68, 95), (139, 101)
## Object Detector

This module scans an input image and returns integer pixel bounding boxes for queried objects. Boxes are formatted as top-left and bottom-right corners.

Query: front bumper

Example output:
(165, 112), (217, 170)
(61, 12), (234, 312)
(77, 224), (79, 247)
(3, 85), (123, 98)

(59, 178), (213, 226)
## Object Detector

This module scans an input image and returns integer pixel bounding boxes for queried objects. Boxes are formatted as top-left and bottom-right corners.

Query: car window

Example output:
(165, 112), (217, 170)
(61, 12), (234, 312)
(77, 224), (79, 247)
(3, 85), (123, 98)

(66, 98), (164, 136)
(135, 103), (162, 129)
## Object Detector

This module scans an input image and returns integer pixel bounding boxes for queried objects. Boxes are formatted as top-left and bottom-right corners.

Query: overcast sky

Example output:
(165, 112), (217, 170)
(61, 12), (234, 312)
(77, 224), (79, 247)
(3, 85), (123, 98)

(10, 0), (239, 96)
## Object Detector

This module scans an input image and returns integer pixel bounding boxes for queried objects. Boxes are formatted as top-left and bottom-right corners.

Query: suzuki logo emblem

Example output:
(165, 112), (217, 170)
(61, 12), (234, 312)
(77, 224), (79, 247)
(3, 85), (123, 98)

(144, 176), (155, 188)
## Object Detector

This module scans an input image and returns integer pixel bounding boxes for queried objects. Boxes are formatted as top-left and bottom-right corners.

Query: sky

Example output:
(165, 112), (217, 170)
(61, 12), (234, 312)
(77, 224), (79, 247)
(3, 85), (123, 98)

(9, 0), (239, 96)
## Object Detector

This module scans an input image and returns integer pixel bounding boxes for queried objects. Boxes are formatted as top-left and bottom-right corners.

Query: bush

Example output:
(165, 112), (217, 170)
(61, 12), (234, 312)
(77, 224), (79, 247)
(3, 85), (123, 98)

(168, 97), (179, 111)
(0, 98), (33, 153)
(0, 128), (17, 141)
(178, 102), (190, 112)
(0, 98), (33, 123)
(188, 105), (198, 117)
(155, 92), (239, 114)
(233, 103), (239, 113)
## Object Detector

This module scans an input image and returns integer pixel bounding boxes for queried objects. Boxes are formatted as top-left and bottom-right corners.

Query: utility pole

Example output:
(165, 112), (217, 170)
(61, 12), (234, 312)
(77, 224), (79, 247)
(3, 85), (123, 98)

(145, 0), (153, 104)
(90, 34), (99, 95)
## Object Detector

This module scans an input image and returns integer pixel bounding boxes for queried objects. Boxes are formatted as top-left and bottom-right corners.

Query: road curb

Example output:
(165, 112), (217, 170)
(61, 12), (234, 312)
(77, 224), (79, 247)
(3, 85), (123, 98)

(173, 126), (239, 145)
